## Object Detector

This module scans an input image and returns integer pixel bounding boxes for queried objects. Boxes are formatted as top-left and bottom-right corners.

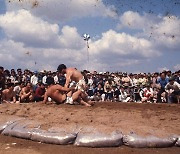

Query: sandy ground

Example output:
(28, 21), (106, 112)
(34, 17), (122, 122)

(0, 102), (180, 154)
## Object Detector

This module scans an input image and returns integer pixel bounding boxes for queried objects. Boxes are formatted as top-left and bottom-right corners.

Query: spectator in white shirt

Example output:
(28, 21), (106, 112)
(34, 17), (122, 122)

(165, 76), (180, 103)
(30, 71), (38, 91)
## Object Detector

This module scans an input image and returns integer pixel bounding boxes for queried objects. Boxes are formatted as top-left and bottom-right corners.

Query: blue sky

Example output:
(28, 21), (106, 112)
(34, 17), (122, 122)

(0, 0), (179, 73)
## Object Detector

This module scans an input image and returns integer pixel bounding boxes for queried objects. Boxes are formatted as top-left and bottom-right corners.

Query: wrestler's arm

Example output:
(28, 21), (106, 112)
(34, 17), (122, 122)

(21, 88), (31, 97)
(64, 72), (72, 88)
(12, 92), (16, 103)
(2, 91), (9, 103)
(43, 92), (48, 104)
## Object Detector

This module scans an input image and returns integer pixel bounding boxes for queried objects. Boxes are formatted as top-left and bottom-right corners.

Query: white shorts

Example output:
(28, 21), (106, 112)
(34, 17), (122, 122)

(64, 96), (74, 105)
(76, 78), (86, 92)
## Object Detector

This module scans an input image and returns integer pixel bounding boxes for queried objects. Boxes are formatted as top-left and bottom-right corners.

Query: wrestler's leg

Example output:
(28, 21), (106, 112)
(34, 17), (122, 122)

(20, 94), (28, 102)
(80, 91), (89, 102)
(71, 90), (81, 101)
(78, 97), (91, 107)
(67, 91), (72, 97)
(29, 94), (34, 102)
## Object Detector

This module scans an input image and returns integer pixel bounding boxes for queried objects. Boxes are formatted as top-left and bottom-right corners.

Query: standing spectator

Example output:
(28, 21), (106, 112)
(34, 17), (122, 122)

(22, 69), (31, 84)
(58, 73), (66, 86)
(166, 70), (172, 79)
(42, 72), (47, 85)
(46, 74), (55, 86)
(16, 68), (23, 83)
(128, 74), (134, 87)
(174, 71), (180, 84)
(121, 73), (130, 86)
(152, 72), (159, 88)
(10, 69), (17, 84)
(132, 74), (139, 87)
(4, 69), (11, 84)
(30, 71), (38, 91)
(97, 78), (104, 88)
(87, 73), (93, 87)
(54, 71), (59, 84)
(113, 74), (120, 86)
(157, 72), (169, 103)
(138, 73), (148, 86)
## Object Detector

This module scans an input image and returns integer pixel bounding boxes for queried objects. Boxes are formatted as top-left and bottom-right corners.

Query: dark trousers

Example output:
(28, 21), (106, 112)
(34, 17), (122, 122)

(168, 91), (180, 103)
(134, 93), (141, 102)
(105, 92), (113, 100)
(34, 96), (43, 102)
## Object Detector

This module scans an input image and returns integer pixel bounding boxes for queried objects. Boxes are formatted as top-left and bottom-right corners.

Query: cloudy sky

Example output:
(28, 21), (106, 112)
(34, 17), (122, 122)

(0, 0), (180, 73)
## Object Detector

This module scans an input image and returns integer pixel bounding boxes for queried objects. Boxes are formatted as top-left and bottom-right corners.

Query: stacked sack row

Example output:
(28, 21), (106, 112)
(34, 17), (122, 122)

(0, 116), (179, 148)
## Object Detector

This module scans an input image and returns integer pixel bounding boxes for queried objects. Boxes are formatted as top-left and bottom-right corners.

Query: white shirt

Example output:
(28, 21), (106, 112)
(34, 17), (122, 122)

(42, 75), (47, 84)
(10, 75), (17, 84)
(54, 75), (59, 84)
(165, 81), (180, 92)
(13, 85), (21, 95)
(30, 75), (38, 86)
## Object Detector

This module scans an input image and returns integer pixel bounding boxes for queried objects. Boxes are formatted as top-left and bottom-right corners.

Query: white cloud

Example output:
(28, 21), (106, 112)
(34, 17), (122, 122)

(158, 67), (169, 72)
(117, 11), (159, 30)
(0, 39), (87, 71)
(0, 9), (59, 47)
(90, 29), (160, 58)
(117, 11), (180, 51)
(0, 8), (161, 72)
(0, 10), (84, 49)
(85, 58), (140, 72)
(59, 26), (84, 49)
(0, 28), (159, 72)
(150, 16), (180, 50)
(174, 64), (180, 71)
(6, 0), (117, 22)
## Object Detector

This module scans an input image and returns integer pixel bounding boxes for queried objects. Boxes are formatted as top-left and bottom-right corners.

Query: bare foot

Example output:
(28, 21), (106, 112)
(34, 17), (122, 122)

(88, 101), (95, 106)
(80, 99), (91, 107)
(84, 103), (91, 107)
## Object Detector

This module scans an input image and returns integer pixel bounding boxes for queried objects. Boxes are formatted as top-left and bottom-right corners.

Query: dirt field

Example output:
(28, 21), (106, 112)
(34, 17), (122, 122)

(0, 102), (180, 154)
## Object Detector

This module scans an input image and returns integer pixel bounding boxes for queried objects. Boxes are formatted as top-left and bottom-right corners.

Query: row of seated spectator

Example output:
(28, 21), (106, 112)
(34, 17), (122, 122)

(0, 66), (180, 104)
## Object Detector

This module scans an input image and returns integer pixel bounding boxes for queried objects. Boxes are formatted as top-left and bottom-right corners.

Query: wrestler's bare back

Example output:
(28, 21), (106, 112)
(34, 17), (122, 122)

(66, 68), (83, 82)
(2, 89), (16, 103)
(64, 68), (84, 89)
(2, 89), (15, 100)
(44, 84), (70, 103)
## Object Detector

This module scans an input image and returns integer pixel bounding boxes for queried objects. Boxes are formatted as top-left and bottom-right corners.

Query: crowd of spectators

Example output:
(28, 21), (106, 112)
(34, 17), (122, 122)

(0, 66), (180, 104)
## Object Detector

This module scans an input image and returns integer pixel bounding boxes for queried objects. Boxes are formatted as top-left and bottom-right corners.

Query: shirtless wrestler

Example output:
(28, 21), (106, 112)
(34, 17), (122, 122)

(19, 82), (34, 103)
(43, 78), (90, 106)
(2, 83), (17, 104)
(57, 64), (93, 106)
